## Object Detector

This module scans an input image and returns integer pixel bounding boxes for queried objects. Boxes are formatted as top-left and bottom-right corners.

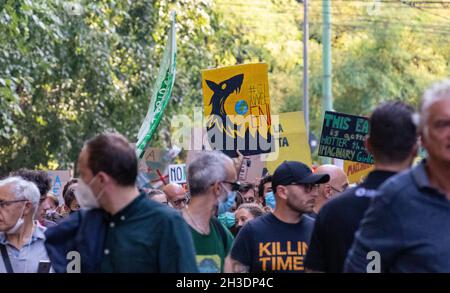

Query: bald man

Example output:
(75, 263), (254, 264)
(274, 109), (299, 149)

(163, 183), (189, 209)
(308, 165), (348, 219)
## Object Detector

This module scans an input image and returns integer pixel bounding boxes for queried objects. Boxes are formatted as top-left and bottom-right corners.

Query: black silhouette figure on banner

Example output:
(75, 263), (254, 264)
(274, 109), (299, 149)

(205, 74), (273, 158)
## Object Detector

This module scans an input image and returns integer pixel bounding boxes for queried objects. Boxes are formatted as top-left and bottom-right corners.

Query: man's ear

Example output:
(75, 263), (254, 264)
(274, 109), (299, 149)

(276, 186), (288, 200)
(324, 184), (332, 199)
(24, 201), (34, 217)
(212, 181), (222, 198)
(97, 172), (110, 185)
(412, 142), (419, 157)
(409, 142), (419, 164)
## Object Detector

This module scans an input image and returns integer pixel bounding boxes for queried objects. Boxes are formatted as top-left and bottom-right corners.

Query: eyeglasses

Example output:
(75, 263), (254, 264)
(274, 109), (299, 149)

(222, 181), (241, 192)
(172, 198), (188, 206)
(0, 199), (28, 209)
(289, 183), (319, 193)
(172, 192), (190, 207)
(330, 184), (348, 194)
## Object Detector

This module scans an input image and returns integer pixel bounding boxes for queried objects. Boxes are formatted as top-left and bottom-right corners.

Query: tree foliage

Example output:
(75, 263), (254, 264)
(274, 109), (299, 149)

(1, 0), (449, 174)
(0, 0), (221, 175)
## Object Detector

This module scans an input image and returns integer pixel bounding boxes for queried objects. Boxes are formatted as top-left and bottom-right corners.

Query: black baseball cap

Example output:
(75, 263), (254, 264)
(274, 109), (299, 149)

(272, 161), (330, 190)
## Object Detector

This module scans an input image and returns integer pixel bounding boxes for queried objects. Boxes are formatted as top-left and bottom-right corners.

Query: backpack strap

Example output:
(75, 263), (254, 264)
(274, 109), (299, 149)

(0, 244), (14, 273)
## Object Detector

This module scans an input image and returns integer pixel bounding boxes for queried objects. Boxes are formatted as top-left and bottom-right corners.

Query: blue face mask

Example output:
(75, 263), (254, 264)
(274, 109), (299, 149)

(218, 190), (237, 215)
(218, 212), (236, 229)
(265, 191), (276, 209)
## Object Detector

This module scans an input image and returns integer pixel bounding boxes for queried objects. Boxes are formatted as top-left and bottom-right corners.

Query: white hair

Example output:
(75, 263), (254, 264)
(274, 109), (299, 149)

(415, 79), (450, 137)
(187, 151), (233, 196)
(0, 176), (40, 210)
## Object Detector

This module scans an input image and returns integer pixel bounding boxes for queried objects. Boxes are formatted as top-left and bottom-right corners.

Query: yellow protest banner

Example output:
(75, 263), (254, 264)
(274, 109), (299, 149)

(343, 161), (374, 184)
(265, 111), (312, 173)
(201, 63), (274, 158)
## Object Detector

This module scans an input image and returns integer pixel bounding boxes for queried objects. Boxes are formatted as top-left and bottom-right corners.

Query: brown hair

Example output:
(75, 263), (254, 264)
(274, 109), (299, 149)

(46, 194), (59, 207)
(85, 132), (137, 186)
(236, 203), (265, 218)
(63, 178), (78, 207)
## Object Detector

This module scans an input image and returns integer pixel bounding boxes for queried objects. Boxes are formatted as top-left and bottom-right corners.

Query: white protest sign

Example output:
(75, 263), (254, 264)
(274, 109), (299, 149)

(169, 164), (187, 184)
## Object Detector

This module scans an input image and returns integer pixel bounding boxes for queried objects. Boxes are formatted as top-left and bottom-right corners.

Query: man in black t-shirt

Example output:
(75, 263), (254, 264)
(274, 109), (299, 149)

(304, 101), (418, 273)
(225, 161), (330, 273)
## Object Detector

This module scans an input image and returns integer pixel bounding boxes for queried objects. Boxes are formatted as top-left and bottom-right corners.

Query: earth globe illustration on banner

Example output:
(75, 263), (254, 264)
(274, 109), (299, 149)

(235, 100), (249, 115)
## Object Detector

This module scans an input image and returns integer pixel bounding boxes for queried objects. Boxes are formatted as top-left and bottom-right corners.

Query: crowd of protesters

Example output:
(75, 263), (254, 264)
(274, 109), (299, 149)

(0, 80), (449, 273)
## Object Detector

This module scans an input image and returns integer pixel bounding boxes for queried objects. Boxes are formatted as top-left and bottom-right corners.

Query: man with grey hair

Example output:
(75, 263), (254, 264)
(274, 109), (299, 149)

(182, 151), (237, 273)
(0, 177), (52, 273)
(345, 80), (450, 273)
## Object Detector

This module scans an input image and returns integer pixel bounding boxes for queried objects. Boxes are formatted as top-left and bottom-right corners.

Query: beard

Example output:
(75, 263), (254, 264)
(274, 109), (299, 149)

(286, 194), (313, 214)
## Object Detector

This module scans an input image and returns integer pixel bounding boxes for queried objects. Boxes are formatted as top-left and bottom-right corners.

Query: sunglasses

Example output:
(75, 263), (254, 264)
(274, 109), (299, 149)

(222, 181), (241, 192)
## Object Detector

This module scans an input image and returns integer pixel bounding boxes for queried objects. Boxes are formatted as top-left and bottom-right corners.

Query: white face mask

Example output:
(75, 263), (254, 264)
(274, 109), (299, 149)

(6, 203), (27, 234)
(74, 176), (104, 209)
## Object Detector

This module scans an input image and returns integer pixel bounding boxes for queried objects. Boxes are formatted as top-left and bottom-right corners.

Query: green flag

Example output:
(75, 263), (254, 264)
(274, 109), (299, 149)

(136, 11), (177, 158)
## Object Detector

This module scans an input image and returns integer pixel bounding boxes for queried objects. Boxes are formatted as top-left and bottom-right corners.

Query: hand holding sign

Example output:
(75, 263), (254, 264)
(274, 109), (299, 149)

(233, 149), (245, 176)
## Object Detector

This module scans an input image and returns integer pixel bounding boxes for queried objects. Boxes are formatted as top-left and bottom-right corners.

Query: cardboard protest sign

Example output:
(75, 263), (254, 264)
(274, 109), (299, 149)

(265, 111), (312, 173)
(237, 155), (265, 184)
(136, 147), (180, 189)
(343, 161), (374, 184)
(201, 63), (275, 158)
(46, 170), (72, 205)
(169, 164), (187, 184)
(318, 111), (374, 164)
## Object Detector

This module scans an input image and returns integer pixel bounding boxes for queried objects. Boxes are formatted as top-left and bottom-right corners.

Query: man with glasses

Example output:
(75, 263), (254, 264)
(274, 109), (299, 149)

(225, 161), (330, 273)
(0, 176), (52, 273)
(163, 183), (189, 209)
(307, 165), (348, 219)
(182, 151), (237, 273)
(305, 101), (418, 273)
(10, 169), (55, 228)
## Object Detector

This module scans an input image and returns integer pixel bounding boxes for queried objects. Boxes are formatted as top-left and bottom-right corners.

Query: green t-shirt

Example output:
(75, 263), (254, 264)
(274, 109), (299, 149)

(190, 219), (234, 273)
